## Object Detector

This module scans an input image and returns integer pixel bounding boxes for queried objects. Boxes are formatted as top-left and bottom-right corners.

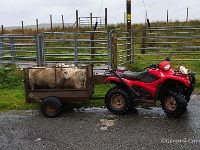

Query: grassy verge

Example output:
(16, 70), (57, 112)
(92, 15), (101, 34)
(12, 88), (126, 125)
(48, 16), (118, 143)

(0, 84), (114, 113)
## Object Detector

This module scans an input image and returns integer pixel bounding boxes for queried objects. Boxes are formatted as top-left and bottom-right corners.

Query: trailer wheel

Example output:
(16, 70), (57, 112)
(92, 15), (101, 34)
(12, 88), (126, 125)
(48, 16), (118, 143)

(41, 97), (62, 118)
(161, 91), (187, 118)
(105, 88), (131, 115)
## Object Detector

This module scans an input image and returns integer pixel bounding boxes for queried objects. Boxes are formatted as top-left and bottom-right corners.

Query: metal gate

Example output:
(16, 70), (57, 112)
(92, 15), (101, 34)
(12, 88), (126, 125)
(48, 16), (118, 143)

(1, 27), (200, 69)
(41, 31), (110, 70)
(0, 35), (38, 67)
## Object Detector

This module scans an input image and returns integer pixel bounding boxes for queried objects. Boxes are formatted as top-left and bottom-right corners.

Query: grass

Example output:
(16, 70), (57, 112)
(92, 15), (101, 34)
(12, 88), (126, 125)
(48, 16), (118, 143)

(0, 82), (114, 113)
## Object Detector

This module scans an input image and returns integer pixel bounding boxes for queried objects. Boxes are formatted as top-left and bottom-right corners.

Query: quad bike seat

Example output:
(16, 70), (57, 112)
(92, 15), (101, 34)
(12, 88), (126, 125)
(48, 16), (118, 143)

(121, 71), (148, 81)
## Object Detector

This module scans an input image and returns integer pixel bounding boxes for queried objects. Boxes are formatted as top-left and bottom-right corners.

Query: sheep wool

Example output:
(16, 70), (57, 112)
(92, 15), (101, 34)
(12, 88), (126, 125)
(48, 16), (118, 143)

(29, 67), (70, 90)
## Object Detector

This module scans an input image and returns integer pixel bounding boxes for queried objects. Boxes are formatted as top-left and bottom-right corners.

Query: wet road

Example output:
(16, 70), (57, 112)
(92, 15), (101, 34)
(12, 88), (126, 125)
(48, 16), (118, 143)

(0, 94), (200, 150)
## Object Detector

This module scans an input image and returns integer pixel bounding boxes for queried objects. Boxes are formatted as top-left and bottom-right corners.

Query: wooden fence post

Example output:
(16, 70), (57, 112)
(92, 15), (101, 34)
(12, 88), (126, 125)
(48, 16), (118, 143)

(167, 9), (169, 23)
(90, 13), (93, 27)
(62, 15), (65, 30)
(1, 25), (3, 35)
(186, 7), (189, 22)
(105, 8), (107, 28)
(141, 27), (146, 54)
(21, 21), (24, 34)
(76, 10), (79, 27)
(50, 14), (53, 31)
(112, 37), (118, 69)
(36, 19), (39, 34)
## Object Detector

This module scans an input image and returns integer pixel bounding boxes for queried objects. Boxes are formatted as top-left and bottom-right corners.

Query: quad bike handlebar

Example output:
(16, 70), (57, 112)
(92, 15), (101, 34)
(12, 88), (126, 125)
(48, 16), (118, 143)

(165, 54), (171, 61)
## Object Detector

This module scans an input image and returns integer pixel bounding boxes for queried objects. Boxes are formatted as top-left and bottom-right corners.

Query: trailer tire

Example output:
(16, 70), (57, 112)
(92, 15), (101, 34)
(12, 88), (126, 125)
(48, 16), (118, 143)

(105, 88), (131, 115)
(41, 97), (62, 118)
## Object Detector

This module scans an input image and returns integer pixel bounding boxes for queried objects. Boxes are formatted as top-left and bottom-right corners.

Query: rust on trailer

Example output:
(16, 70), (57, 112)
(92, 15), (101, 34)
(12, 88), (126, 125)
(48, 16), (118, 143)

(23, 63), (94, 103)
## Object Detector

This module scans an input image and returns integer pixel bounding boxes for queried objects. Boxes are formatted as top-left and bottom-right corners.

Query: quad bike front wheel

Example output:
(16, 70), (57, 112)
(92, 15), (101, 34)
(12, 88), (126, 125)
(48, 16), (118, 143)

(105, 88), (131, 115)
(161, 91), (187, 118)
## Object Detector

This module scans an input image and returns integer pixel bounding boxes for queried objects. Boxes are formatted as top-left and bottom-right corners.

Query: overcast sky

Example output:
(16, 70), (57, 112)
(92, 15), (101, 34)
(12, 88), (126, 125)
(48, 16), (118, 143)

(0, 0), (200, 27)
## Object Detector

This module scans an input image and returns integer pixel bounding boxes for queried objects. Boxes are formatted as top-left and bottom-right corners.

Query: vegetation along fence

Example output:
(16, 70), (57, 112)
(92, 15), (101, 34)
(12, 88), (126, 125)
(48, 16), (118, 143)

(0, 26), (200, 69)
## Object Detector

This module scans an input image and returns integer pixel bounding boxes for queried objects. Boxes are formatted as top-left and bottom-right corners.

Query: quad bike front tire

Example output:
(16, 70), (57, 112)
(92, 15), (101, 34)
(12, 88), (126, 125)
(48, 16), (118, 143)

(161, 91), (187, 118)
(105, 88), (131, 115)
(41, 97), (62, 118)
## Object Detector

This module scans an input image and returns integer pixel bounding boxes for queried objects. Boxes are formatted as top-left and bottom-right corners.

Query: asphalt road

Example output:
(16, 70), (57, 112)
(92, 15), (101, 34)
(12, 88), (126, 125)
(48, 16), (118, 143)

(0, 94), (200, 150)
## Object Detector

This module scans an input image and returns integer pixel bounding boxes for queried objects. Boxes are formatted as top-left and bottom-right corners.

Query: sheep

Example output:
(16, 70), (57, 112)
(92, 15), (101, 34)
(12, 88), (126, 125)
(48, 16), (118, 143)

(64, 68), (87, 89)
(55, 63), (87, 89)
(29, 67), (70, 90)
(56, 63), (76, 68)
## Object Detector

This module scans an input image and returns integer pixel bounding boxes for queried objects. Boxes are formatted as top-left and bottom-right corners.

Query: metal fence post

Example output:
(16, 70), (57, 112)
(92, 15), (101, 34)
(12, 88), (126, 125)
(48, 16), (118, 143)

(130, 30), (133, 63)
(0, 37), (4, 56)
(36, 35), (43, 66)
(90, 32), (95, 59)
(141, 27), (146, 54)
(74, 32), (78, 67)
(9, 37), (15, 64)
(109, 30), (113, 69)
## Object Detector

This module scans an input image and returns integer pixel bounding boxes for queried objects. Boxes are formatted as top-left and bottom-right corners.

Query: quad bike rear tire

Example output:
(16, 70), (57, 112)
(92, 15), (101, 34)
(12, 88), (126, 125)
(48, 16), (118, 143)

(41, 97), (62, 118)
(161, 91), (187, 118)
(105, 88), (131, 115)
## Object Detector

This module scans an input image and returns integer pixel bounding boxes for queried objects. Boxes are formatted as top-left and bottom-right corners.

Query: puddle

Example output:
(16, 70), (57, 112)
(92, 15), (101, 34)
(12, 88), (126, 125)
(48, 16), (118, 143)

(74, 107), (108, 112)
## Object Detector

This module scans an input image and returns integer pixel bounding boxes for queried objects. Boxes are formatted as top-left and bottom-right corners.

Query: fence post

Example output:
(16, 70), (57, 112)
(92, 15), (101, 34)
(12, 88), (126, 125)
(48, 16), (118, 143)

(36, 19), (39, 34)
(90, 13), (93, 27)
(1, 25), (4, 35)
(126, 31), (131, 62)
(105, 8), (107, 28)
(36, 35), (43, 66)
(76, 10), (79, 27)
(62, 15), (65, 30)
(112, 37), (118, 70)
(9, 37), (15, 64)
(90, 32), (95, 59)
(74, 32), (78, 67)
(50, 14), (53, 31)
(0, 37), (4, 56)
(141, 27), (146, 54)
(21, 21), (24, 34)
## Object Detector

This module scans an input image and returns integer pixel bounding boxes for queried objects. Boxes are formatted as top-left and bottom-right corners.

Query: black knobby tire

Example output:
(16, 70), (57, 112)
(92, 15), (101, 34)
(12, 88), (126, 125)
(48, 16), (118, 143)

(105, 88), (131, 115)
(161, 91), (187, 118)
(41, 97), (62, 118)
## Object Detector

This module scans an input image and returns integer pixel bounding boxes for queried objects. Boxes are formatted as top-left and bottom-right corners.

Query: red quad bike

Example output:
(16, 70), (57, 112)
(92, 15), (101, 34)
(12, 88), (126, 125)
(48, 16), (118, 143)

(104, 55), (196, 117)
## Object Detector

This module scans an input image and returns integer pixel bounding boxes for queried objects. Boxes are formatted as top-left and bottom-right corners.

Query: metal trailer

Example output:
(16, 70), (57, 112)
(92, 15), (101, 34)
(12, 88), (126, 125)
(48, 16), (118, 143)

(23, 63), (94, 117)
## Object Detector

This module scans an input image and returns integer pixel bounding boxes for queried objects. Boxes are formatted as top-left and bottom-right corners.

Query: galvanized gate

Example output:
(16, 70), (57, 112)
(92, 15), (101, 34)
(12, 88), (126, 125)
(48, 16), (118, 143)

(0, 35), (39, 67)
(2, 26), (199, 69)
(41, 31), (111, 70)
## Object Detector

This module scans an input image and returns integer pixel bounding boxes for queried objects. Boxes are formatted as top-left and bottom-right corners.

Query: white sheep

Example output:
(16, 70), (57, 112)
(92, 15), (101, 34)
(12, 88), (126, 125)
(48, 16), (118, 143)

(29, 67), (70, 90)
(64, 68), (87, 89)
(56, 63), (76, 68)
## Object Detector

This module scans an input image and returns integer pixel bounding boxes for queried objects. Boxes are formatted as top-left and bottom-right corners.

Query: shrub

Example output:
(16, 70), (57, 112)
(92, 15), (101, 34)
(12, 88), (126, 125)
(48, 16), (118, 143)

(0, 65), (23, 89)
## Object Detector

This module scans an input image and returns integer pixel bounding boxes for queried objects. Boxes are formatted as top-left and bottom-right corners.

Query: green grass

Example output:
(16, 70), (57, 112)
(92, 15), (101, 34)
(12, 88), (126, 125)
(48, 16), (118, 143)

(0, 83), (114, 112)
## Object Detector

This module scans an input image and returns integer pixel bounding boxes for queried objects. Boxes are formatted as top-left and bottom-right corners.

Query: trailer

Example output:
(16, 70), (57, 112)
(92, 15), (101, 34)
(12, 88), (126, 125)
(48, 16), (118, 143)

(23, 63), (94, 118)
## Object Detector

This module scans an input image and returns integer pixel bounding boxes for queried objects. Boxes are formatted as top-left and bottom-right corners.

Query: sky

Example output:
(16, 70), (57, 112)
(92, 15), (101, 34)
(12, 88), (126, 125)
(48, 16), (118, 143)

(0, 0), (200, 27)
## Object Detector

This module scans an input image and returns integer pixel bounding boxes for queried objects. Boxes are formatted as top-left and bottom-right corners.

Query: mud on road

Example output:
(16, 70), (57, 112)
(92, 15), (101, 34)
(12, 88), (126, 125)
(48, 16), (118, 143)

(0, 94), (200, 150)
